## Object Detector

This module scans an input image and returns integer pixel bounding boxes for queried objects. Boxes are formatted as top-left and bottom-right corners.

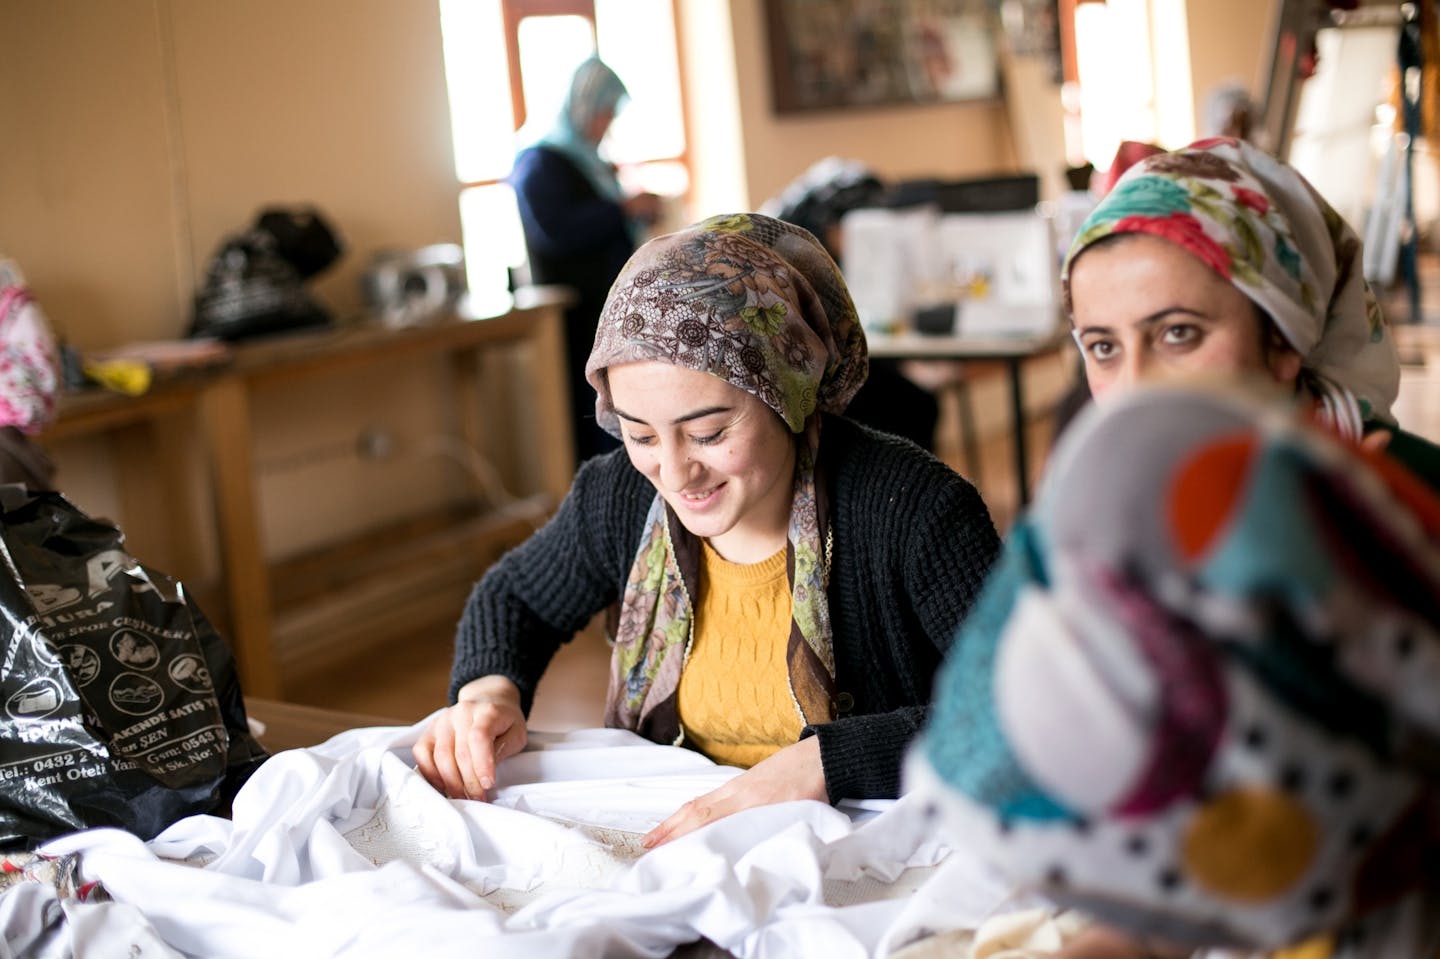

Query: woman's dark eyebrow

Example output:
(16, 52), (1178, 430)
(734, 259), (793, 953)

(612, 405), (732, 425)
(1075, 308), (1210, 338)
(1137, 308), (1209, 328)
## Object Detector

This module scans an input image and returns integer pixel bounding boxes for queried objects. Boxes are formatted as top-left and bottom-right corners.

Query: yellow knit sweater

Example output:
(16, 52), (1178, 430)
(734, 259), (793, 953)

(675, 540), (802, 768)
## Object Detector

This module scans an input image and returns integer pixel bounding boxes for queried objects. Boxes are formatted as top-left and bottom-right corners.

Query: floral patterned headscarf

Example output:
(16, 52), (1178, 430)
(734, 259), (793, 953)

(909, 383), (1440, 954)
(586, 213), (868, 743)
(1063, 138), (1401, 434)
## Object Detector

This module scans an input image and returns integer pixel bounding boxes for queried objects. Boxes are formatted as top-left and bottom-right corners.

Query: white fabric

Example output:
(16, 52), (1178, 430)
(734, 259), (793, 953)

(9, 717), (1043, 958)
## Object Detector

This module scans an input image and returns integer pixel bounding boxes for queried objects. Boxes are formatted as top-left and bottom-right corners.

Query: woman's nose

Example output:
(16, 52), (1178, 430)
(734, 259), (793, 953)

(1113, 352), (1146, 391)
(657, 443), (694, 491)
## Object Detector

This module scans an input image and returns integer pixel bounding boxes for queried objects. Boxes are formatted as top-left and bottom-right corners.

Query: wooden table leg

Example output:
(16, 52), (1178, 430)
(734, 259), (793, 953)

(530, 306), (576, 503)
(201, 376), (280, 698)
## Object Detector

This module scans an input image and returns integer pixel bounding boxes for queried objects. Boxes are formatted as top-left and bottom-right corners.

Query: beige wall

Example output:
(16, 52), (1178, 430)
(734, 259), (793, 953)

(169, 1), (463, 327)
(723, 0), (1023, 211)
(0, 0), (462, 350)
(1, 3), (182, 346)
(1185, 0), (1277, 139)
(5, 0), (470, 576)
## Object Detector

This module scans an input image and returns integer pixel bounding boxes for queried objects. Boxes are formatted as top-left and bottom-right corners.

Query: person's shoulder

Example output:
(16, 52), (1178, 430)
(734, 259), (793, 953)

(516, 144), (580, 173)
(569, 447), (653, 516)
(822, 414), (991, 525)
(1379, 422), (1440, 493)
(823, 413), (964, 485)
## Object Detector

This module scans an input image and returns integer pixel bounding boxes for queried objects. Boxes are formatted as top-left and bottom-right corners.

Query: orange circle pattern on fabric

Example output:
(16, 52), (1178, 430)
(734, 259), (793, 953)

(1168, 434), (1257, 562)
(1181, 786), (1319, 902)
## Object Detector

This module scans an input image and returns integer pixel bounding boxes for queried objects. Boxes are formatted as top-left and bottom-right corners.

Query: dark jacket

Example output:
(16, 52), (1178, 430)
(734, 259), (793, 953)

(1384, 423), (1440, 491)
(511, 145), (634, 461)
(450, 414), (1001, 802)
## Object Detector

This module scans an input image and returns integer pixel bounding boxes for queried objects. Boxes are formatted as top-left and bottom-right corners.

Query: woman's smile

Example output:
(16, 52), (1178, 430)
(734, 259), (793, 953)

(678, 483), (724, 508)
(606, 360), (797, 564)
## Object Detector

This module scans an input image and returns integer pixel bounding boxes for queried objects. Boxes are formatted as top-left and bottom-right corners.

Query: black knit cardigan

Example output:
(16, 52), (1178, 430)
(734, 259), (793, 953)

(449, 414), (1001, 801)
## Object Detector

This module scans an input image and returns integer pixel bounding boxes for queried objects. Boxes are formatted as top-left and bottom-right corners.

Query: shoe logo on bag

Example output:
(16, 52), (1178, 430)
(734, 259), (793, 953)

(167, 654), (212, 693)
(109, 630), (160, 670)
(61, 645), (101, 686)
(22, 550), (135, 617)
(25, 583), (83, 615)
(6, 678), (63, 720)
(108, 673), (163, 716)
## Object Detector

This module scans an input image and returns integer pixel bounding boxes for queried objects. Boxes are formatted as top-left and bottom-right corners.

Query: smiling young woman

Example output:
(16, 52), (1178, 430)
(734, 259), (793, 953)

(412, 213), (1001, 848)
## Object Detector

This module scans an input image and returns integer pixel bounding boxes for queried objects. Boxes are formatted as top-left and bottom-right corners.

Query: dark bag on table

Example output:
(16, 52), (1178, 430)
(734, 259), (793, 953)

(190, 207), (343, 342)
(0, 487), (268, 850)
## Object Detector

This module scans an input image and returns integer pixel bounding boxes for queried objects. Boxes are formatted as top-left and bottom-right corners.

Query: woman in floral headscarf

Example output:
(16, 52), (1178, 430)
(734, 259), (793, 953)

(1064, 137), (1440, 487)
(414, 213), (1000, 845)
(909, 381), (1440, 959)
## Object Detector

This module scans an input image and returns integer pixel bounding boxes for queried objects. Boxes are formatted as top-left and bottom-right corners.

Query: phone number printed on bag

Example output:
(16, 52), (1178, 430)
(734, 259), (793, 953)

(0, 747), (105, 788)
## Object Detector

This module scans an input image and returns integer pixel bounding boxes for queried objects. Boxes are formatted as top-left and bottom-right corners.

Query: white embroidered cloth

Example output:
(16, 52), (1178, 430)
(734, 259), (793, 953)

(3, 718), (1040, 958)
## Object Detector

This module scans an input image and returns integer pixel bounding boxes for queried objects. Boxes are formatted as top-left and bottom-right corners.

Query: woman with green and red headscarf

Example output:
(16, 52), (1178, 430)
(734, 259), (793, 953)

(414, 213), (1000, 845)
(1064, 137), (1440, 488)
(910, 381), (1440, 958)
(908, 139), (1440, 957)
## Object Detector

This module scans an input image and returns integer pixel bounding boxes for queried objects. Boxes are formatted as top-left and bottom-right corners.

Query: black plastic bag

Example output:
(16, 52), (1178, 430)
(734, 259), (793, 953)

(0, 487), (268, 850)
(255, 207), (343, 281)
(190, 207), (343, 342)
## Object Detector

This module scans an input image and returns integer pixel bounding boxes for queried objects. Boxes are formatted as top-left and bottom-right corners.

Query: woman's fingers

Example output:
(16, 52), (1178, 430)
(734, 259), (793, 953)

(643, 738), (826, 848)
(413, 700), (527, 801)
(643, 796), (718, 849)
(428, 711), (470, 799)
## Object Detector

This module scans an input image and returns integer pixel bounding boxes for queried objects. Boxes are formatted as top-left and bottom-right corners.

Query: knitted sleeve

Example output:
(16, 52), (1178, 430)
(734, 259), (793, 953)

(809, 429), (1001, 802)
(448, 451), (649, 713)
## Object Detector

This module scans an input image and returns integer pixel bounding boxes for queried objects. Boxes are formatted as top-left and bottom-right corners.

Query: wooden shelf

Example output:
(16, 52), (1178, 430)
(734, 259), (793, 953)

(47, 294), (575, 699)
(269, 495), (552, 677)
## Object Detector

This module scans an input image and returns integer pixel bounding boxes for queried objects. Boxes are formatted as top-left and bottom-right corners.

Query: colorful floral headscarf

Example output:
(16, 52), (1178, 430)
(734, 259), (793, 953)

(0, 263), (58, 435)
(909, 382), (1440, 953)
(586, 213), (868, 744)
(1063, 138), (1401, 434)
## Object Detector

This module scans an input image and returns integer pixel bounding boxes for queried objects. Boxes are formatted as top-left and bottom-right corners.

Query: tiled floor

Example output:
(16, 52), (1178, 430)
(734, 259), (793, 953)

(285, 327), (1440, 726)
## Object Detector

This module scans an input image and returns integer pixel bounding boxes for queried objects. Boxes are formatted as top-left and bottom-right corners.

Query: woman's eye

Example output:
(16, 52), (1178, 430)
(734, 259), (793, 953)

(1083, 340), (1117, 362)
(691, 430), (724, 446)
(625, 432), (656, 447)
(1161, 324), (1200, 347)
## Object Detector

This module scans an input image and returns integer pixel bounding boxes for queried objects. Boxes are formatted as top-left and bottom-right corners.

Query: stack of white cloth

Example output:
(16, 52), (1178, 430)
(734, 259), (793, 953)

(0, 718), (1075, 958)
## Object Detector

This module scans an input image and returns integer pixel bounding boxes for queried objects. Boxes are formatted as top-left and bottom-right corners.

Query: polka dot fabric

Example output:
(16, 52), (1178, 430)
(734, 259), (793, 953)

(909, 383), (1440, 952)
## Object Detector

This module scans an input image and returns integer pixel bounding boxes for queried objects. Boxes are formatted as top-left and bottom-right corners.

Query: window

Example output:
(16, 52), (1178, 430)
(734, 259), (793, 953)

(438, 0), (688, 311)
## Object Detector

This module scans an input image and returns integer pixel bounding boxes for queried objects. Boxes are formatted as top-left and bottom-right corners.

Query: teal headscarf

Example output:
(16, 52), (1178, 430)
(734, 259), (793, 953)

(531, 57), (628, 203)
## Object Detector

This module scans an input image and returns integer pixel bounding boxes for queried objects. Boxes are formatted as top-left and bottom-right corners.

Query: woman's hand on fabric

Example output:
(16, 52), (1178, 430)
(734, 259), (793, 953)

(642, 736), (826, 848)
(412, 676), (528, 801)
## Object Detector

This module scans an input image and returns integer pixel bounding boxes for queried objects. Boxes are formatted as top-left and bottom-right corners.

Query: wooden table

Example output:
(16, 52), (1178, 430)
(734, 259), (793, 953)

(245, 697), (405, 752)
(867, 327), (1072, 506)
(50, 290), (574, 700)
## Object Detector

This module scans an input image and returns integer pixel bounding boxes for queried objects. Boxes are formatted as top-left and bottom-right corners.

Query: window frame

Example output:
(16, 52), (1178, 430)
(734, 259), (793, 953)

(456, 0), (692, 194)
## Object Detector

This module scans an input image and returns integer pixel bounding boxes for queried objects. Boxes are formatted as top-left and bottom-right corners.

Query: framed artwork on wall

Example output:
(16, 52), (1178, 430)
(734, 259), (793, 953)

(765, 0), (1001, 114)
